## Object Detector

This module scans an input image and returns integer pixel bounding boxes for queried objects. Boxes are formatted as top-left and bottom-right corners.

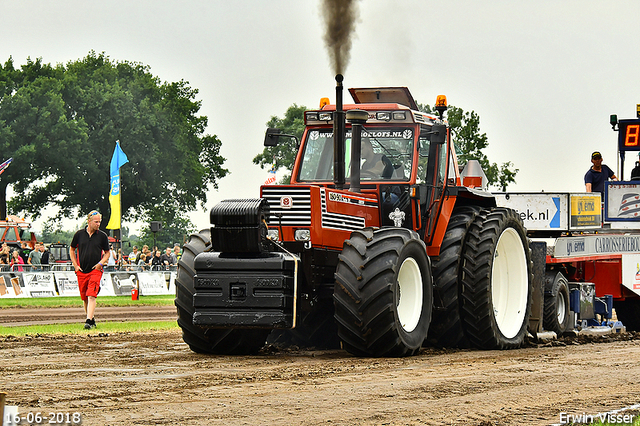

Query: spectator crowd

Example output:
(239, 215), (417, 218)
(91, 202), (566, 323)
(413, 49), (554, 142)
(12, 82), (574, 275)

(0, 241), (53, 272)
(0, 241), (182, 272)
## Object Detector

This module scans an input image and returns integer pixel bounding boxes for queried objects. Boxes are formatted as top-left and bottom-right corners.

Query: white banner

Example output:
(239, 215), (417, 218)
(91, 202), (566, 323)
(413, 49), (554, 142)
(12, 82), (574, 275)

(106, 272), (138, 296)
(138, 272), (168, 295)
(554, 234), (640, 257)
(53, 271), (79, 297)
(0, 271), (174, 298)
(22, 272), (57, 297)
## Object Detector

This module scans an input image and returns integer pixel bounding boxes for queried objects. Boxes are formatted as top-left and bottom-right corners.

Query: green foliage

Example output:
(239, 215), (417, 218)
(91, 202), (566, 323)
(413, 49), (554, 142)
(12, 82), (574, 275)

(419, 103), (518, 191)
(137, 207), (196, 249)
(253, 103), (307, 184)
(0, 52), (228, 240)
(39, 218), (75, 244)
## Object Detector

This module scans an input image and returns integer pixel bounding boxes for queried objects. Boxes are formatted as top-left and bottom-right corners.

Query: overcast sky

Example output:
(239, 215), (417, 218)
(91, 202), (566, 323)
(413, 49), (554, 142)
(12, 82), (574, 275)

(3, 0), (640, 234)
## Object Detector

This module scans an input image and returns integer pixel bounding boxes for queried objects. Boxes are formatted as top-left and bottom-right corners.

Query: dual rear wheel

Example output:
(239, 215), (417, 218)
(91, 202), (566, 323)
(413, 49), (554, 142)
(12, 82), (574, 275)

(175, 207), (533, 356)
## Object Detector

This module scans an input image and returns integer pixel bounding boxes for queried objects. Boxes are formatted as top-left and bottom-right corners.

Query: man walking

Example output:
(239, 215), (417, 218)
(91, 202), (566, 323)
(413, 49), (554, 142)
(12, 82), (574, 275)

(70, 210), (111, 329)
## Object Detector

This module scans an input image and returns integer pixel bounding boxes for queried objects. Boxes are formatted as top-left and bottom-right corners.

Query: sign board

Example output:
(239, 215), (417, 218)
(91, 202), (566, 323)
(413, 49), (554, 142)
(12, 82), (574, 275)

(54, 271), (79, 297)
(22, 272), (57, 297)
(494, 193), (601, 232)
(605, 181), (640, 221)
(0, 271), (174, 298)
(138, 272), (169, 295)
(0, 275), (23, 298)
(569, 195), (601, 228)
(106, 272), (138, 296)
(554, 234), (640, 257)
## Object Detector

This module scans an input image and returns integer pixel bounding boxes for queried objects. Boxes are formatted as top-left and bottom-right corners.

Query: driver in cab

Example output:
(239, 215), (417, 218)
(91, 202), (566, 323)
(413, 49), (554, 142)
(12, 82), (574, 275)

(361, 137), (394, 179)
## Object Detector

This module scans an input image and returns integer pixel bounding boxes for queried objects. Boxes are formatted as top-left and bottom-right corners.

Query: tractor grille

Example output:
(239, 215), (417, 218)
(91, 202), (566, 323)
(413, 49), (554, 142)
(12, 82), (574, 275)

(261, 187), (311, 226)
(320, 188), (366, 231)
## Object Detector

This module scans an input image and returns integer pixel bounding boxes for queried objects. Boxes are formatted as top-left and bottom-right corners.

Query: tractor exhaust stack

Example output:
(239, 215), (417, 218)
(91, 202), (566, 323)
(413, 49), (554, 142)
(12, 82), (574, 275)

(333, 74), (346, 190)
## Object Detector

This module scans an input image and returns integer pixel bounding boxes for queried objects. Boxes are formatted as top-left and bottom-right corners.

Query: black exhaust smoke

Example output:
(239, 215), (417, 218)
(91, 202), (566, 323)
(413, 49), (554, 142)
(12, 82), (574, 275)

(321, 0), (359, 189)
(321, 0), (360, 75)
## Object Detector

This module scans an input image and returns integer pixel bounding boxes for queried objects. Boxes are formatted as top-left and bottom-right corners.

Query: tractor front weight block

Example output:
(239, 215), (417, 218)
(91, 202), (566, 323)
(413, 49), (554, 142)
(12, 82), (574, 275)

(192, 252), (298, 328)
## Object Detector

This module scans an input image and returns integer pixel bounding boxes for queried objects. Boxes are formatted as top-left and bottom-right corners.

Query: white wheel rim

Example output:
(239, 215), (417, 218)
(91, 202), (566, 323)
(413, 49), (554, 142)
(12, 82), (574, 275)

(491, 228), (528, 339)
(557, 290), (566, 324)
(397, 257), (423, 333)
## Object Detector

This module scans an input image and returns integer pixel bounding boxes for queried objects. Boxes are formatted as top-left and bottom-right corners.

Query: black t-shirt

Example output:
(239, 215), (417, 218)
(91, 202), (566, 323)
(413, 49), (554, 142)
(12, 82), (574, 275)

(70, 228), (110, 272)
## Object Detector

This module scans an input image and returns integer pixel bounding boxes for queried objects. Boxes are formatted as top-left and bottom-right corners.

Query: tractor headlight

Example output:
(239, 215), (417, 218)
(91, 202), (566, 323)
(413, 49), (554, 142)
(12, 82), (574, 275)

(294, 229), (311, 242)
(267, 229), (279, 242)
(376, 112), (391, 121)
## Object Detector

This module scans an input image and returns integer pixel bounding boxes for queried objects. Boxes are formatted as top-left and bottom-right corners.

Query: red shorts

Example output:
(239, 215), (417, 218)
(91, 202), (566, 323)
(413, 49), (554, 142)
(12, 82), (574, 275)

(77, 269), (103, 300)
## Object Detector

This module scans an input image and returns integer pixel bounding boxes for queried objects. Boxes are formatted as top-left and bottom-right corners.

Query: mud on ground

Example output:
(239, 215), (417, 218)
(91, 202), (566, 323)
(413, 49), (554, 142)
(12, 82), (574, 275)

(1, 309), (640, 426)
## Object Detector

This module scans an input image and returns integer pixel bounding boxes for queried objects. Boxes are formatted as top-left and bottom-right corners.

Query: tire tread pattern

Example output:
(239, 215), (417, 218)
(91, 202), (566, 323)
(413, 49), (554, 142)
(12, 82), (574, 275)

(460, 208), (532, 349)
(427, 206), (480, 348)
(334, 227), (431, 357)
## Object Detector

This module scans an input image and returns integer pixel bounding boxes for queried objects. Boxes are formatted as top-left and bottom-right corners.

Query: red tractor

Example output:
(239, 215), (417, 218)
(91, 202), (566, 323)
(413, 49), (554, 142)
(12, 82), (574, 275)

(175, 76), (535, 356)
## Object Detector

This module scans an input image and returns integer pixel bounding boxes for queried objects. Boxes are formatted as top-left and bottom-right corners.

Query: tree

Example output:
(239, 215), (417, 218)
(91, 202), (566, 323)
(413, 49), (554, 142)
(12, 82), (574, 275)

(419, 103), (518, 191)
(0, 57), (85, 220)
(39, 218), (75, 245)
(1, 52), (228, 233)
(252, 104), (306, 184)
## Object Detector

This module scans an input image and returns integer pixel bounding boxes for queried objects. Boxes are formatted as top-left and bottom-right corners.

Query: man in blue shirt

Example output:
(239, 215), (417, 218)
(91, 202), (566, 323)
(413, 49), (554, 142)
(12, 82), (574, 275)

(585, 151), (617, 194)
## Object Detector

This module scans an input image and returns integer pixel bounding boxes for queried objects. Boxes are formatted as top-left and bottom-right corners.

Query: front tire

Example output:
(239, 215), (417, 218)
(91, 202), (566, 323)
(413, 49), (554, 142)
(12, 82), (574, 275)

(334, 228), (433, 357)
(460, 208), (532, 349)
(175, 229), (269, 354)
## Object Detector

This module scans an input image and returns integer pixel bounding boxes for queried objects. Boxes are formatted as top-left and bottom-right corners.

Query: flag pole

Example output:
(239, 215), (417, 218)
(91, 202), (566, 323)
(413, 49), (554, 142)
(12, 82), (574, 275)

(106, 141), (129, 256)
(116, 140), (122, 255)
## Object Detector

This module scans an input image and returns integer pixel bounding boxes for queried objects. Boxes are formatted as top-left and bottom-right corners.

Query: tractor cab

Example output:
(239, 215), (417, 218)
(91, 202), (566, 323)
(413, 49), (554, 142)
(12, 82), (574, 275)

(266, 81), (467, 253)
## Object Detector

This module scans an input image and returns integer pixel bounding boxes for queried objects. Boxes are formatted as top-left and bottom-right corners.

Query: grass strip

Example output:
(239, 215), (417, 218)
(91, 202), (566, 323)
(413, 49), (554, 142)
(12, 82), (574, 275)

(0, 294), (175, 308)
(0, 320), (179, 336)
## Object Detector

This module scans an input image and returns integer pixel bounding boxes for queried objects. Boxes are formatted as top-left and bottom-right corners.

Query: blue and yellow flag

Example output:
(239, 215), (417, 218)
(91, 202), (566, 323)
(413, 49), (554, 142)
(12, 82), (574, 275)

(106, 141), (129, 229)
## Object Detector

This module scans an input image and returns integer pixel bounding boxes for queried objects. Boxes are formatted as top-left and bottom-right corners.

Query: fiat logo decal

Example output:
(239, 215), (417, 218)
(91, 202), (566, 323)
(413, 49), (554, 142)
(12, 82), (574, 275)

(280, 196), (293, 209)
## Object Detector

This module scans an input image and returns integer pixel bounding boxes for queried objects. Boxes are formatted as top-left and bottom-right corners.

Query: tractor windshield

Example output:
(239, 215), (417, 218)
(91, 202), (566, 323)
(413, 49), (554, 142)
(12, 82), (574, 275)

(297, 127), (415, 182)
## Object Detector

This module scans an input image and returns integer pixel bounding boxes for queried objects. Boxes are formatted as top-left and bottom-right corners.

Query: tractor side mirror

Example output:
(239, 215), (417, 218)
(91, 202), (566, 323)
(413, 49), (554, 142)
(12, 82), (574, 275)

(264, 128), (300, 148)
(430, 124), (447, 145)
(264, 128), (282, 147)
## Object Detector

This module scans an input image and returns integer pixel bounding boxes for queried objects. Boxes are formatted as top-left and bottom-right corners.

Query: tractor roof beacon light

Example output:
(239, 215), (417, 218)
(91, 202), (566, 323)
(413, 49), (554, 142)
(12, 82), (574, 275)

(610, 114), (618, 130)
(435, 95), (448, 119)
(346, 109), (368, 194)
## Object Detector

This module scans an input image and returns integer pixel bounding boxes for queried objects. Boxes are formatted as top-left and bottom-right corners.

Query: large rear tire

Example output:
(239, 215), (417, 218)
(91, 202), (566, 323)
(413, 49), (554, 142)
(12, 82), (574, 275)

(175, 229), (269, 354)
(334, 227), (433, 357)
(543, 271), (571, 335)
(460, 208), (532, 349)
(427, 206), (480, 348)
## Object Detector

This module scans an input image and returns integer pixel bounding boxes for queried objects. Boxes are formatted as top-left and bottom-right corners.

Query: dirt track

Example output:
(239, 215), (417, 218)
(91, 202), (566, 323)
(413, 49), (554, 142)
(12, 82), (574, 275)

(0, 305), (177, 327)
(1, 307), (640, 425)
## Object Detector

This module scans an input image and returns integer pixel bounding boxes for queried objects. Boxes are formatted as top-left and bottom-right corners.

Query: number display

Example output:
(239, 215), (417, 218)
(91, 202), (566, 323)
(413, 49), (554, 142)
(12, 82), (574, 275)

(618, 119), (640, 152)
(625, 124), (640, 147)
